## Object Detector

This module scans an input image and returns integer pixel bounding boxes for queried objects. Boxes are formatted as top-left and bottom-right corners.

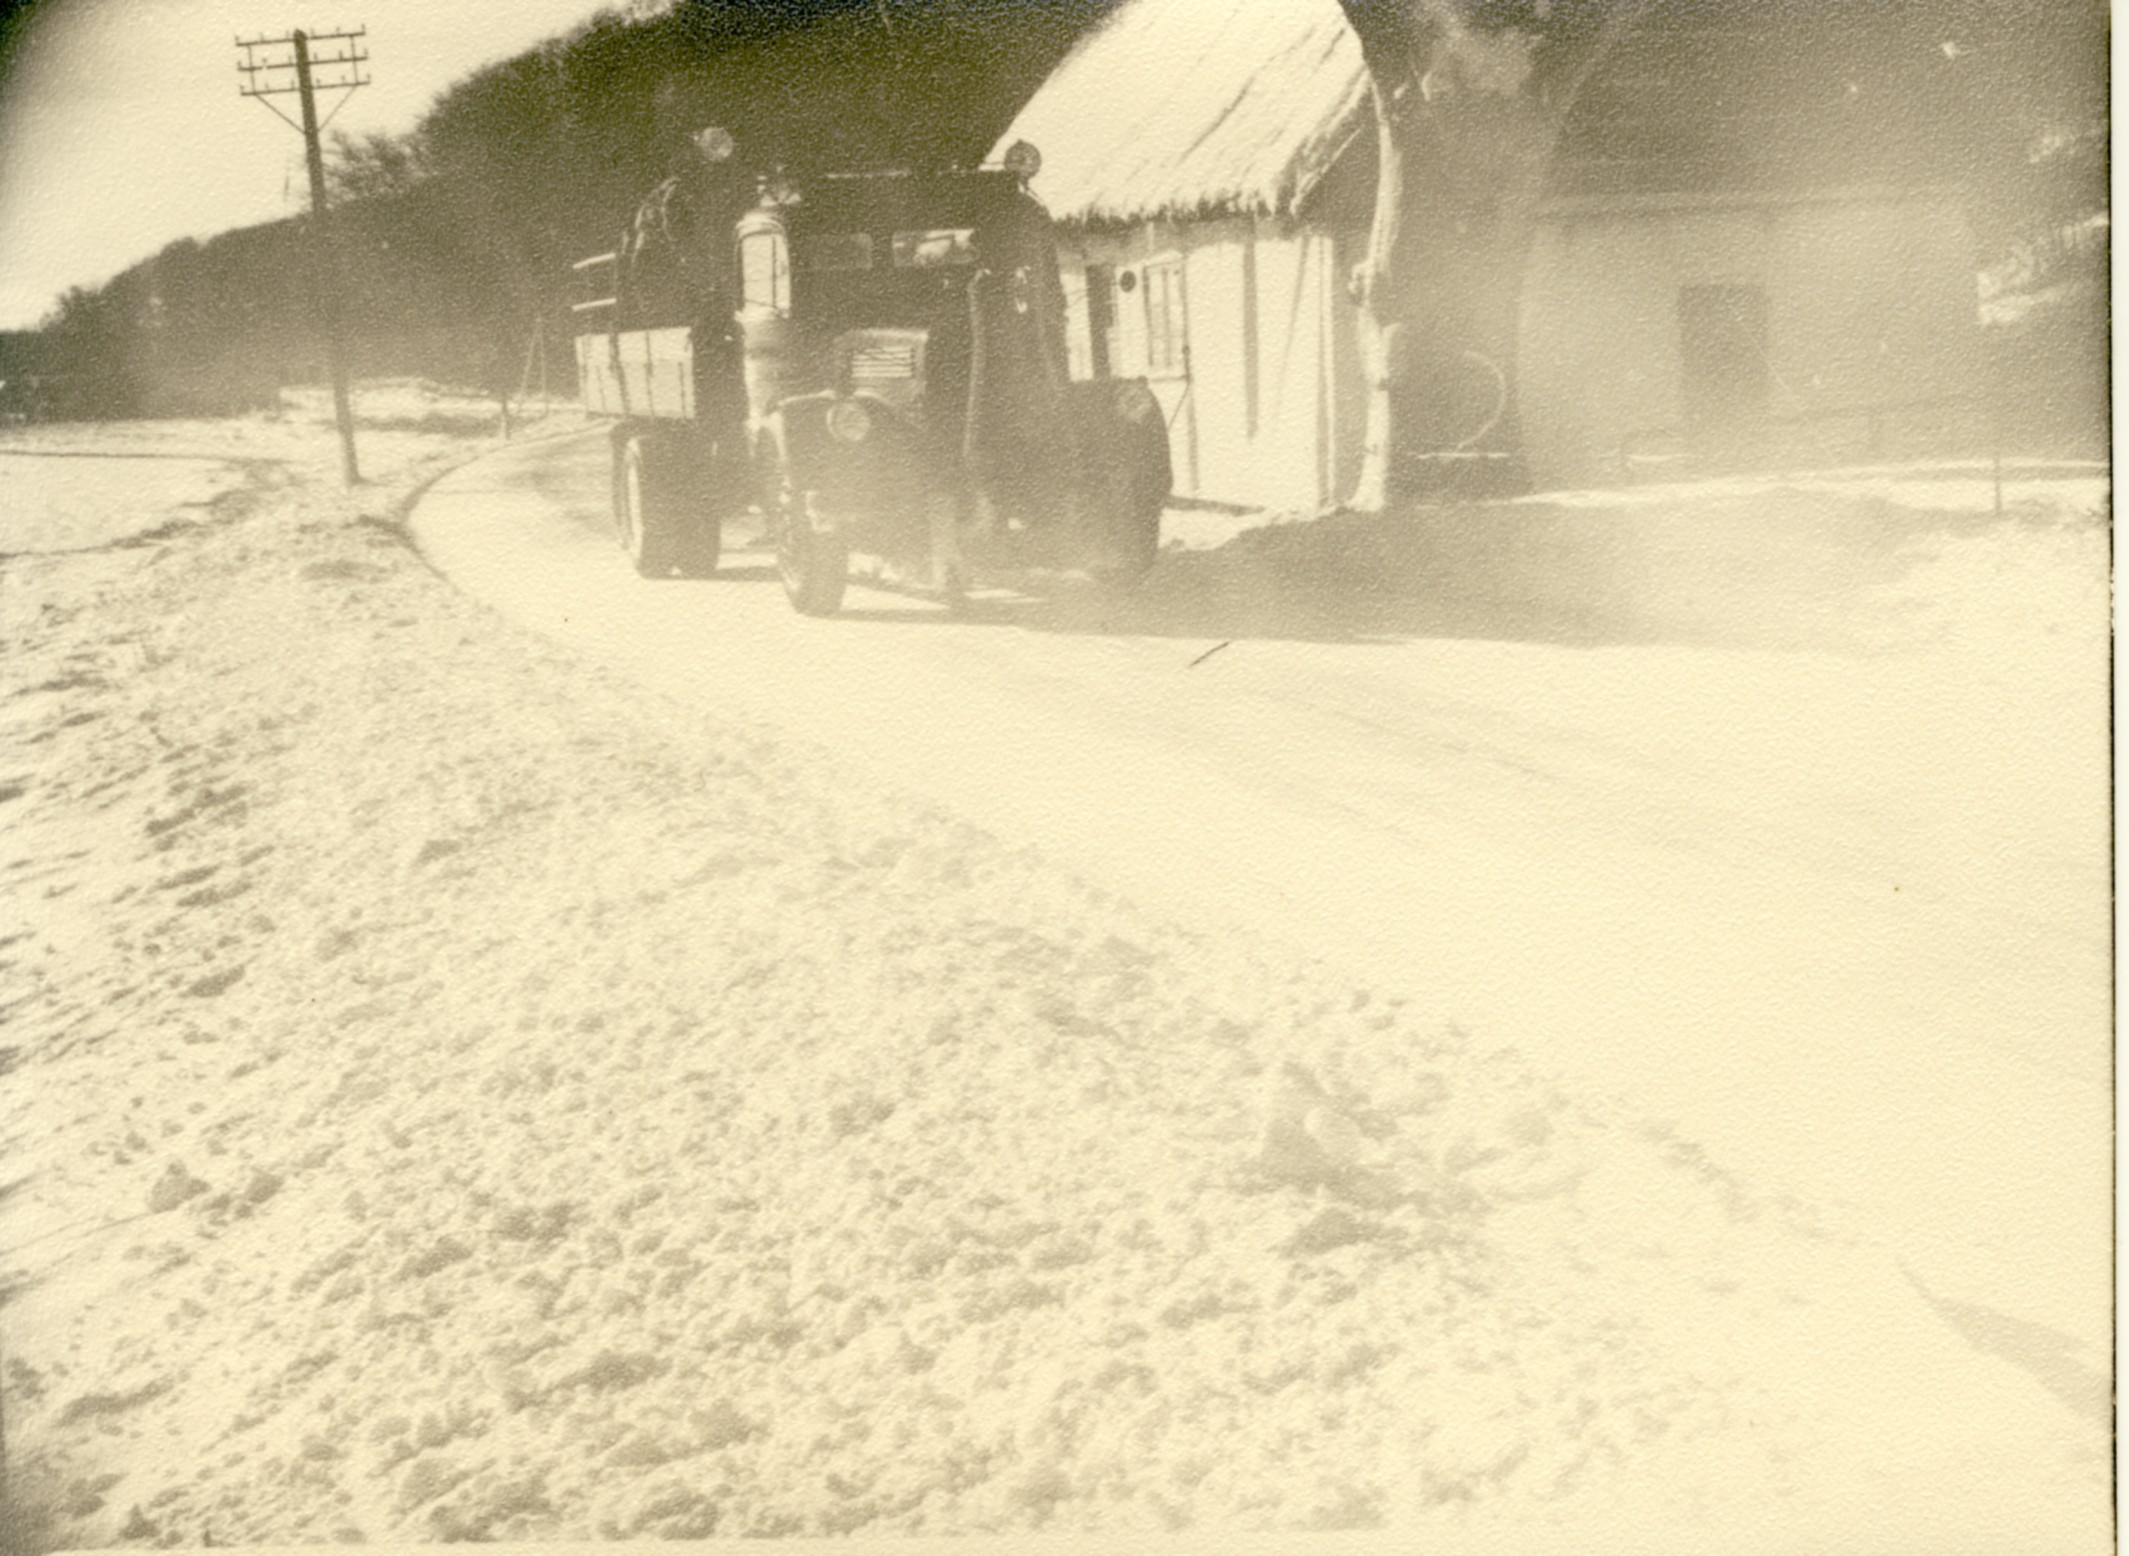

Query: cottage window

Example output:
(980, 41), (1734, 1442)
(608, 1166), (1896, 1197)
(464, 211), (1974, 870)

(1143, 259), (1186, 378)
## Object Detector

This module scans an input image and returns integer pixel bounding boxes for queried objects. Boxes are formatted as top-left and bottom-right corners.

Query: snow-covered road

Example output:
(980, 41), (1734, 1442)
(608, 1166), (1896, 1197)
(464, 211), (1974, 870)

(412, 429), (2110, 1396)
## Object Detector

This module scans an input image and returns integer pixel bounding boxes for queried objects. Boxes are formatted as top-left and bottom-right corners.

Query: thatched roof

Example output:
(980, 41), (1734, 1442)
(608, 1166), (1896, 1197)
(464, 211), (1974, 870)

(993, 0), (1368, 226)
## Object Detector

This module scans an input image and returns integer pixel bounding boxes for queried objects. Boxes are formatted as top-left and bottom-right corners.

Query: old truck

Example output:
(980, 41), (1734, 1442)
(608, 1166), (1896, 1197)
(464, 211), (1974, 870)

(571, 129), (1170, 615)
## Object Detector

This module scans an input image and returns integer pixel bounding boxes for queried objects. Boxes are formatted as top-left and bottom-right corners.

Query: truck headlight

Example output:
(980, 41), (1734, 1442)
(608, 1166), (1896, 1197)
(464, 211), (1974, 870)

(827, 398), (873, 444)
(1002, 140), (1042, 179)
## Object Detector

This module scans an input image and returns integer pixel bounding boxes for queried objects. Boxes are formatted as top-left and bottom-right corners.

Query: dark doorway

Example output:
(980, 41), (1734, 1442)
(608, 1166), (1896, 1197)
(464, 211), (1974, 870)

(1678, 284), (1770, 444)
(1085, 264), (1116, 380)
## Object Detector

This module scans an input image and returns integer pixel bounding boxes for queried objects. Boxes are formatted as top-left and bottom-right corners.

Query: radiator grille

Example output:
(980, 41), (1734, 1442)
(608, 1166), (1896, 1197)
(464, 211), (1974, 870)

(849, 343), (918, 383)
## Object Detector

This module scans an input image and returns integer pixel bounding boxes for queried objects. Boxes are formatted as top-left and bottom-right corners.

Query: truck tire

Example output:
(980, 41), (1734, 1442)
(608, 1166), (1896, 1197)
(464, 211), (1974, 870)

(769, 446), (847, 616)
(615, 431), (719, 579)
(1109, 471), (1163, 582)
(1070, 380), (1167, 587)
(1090, 419), (1167, 585)
(1122, 400), (1171, 572)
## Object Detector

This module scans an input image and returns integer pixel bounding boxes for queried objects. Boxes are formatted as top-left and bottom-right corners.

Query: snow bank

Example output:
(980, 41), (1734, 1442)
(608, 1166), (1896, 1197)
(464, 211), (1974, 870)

(0, 404), (2106, 1549)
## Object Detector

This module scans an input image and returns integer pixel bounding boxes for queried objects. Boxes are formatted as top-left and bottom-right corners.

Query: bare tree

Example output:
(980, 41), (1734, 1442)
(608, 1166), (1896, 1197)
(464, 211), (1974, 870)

(325, 128), (430, 205)
(1333, 0), (1645, 509)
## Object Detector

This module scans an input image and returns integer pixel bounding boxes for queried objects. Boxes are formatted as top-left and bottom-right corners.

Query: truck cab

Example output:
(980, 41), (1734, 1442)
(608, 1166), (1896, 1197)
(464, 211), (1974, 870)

(574, 132), (1169, 615)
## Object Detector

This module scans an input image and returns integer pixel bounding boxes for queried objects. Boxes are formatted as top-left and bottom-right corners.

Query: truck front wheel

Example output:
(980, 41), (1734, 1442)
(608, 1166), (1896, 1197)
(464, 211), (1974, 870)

(756, 427), (847, 616)
(775, 479), (849, 616)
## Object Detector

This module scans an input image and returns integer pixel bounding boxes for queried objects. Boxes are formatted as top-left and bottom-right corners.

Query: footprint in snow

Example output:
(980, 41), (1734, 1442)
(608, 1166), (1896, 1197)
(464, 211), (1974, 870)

(403, 836), (465, 872)
(147, 1162), (209, 1213)
(183, 965), (245, 998)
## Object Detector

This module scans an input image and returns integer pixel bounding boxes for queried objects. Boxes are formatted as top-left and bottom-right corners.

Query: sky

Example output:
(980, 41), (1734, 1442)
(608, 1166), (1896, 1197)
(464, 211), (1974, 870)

(0, 0), (632, 329)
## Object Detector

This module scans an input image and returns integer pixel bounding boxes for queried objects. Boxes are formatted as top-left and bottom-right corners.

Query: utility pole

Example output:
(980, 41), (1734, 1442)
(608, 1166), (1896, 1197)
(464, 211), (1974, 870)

(238, 26), (368, 486)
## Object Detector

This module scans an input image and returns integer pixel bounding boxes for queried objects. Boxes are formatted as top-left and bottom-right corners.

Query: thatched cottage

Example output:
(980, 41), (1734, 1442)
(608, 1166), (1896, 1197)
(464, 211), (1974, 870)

(996, 0), (1980, 507)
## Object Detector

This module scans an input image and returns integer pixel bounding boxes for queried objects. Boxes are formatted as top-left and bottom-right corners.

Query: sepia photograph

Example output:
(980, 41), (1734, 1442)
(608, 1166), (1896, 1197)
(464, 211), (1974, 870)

(0, 0), (2111, 1550)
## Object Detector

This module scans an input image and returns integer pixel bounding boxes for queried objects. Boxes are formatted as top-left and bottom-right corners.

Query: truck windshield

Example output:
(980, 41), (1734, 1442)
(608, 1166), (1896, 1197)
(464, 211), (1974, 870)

(892, 229), (975, 269)
(794, 230), (979, 272)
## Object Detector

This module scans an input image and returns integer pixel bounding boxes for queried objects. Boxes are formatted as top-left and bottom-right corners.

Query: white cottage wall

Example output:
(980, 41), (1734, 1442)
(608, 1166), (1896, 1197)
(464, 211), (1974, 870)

(1773, 196), (1978, 447)
(1248, 227), (1327, 511)
(1179, 219), (1303, 511)
(1181, 226), (1250, 498)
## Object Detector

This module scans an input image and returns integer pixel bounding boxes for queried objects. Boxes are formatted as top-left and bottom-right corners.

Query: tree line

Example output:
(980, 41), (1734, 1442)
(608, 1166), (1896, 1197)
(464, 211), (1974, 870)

(18, 0), (1116, 417)
(12, 0), (2106, 459)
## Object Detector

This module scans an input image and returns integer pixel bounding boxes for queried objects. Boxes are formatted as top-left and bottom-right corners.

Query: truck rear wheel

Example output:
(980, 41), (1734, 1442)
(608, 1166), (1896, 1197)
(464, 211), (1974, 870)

(615, 431), (719, 579)
(1120, 403), (1171, 575)
(1098, 488), (1162, 584)
(1071, 380), (1168, 586)
(1090, 434), (1166, 585)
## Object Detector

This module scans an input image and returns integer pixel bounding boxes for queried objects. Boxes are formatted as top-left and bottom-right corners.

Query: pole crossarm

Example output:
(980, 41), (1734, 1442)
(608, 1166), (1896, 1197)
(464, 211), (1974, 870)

(236, 27), (367, 44)
(241, 76), (371, 96)
(236, 30), (368, 97)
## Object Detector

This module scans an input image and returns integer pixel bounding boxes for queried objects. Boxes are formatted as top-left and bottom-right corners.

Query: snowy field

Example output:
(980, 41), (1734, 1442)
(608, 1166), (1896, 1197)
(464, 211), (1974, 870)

(0, 388), (2111, 1551)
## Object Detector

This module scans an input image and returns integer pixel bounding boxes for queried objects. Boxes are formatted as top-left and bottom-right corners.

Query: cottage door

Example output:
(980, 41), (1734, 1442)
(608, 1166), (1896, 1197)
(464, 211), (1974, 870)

(1677, 284), (1770, 458)
(1084, 265), (1119, 380)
